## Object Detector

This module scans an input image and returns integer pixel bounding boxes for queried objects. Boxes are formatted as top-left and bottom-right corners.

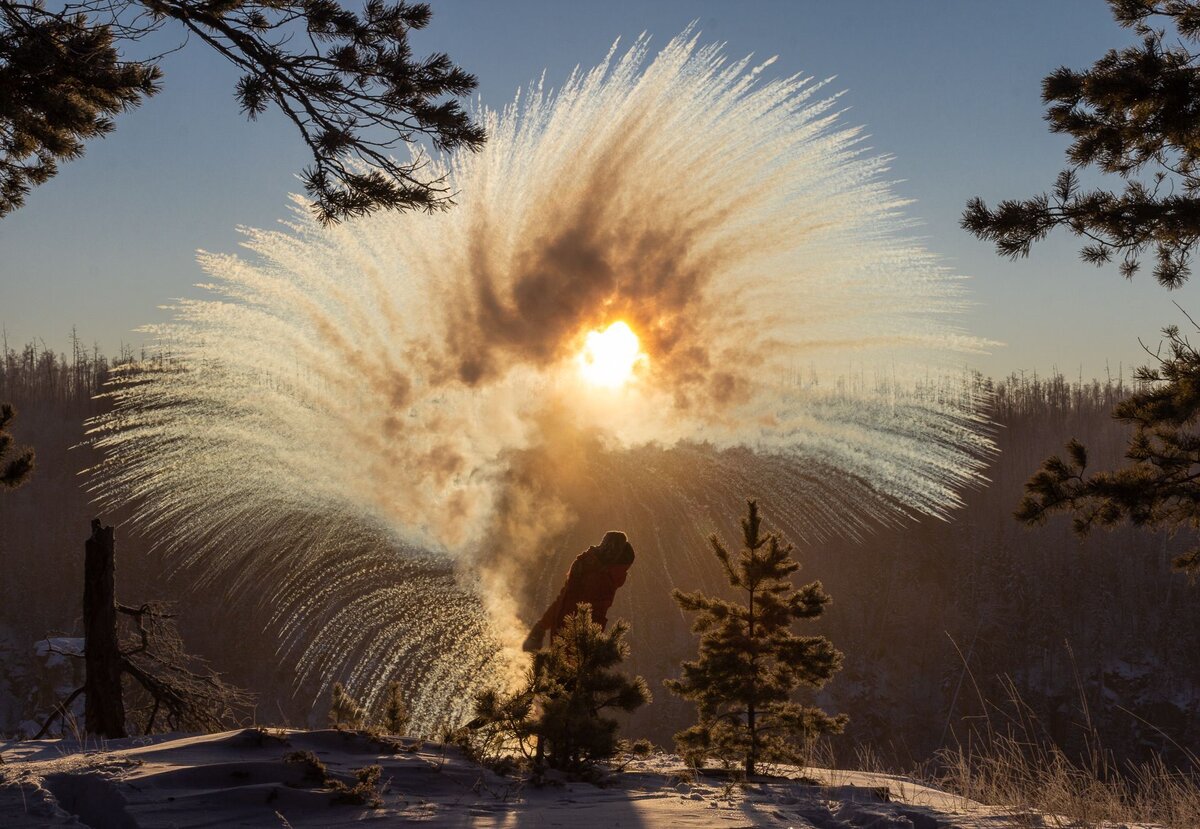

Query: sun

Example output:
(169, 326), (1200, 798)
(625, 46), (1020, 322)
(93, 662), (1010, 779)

(577, 321), (646, 388)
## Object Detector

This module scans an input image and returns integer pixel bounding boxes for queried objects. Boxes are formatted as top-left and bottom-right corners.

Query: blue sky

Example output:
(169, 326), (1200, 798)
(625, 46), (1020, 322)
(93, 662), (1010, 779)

(1, 0), (1193, 380)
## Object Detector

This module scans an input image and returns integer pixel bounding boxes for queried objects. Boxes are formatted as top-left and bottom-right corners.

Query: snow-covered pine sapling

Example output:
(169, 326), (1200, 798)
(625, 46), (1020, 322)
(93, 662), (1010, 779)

(666, 500), (847, 776)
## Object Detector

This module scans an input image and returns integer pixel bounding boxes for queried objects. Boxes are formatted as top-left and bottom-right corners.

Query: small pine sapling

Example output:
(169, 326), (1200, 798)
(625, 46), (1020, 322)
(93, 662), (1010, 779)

(469, 603), (651, 774)
(666, 500), (847, 776)
(329, 682), (366, 730)
(611, 737), (656, 771)
(535, 605), (652, 772)
(380, 681), (410, 736)
(467, 682), (539, 771)
(629, 737), (653, 758)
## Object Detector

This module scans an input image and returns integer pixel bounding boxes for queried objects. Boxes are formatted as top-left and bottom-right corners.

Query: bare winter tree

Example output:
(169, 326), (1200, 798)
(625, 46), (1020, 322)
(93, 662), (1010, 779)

(0, 0), (485, 223)
(37, 520), (249, 738)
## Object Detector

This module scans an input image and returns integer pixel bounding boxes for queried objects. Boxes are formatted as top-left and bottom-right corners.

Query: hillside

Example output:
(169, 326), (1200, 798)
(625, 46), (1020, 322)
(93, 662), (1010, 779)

(1, 727), (1135, 829)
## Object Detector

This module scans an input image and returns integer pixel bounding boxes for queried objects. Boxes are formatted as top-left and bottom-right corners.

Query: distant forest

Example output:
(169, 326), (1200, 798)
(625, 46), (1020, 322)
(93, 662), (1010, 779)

(1, 339), (1196, 770)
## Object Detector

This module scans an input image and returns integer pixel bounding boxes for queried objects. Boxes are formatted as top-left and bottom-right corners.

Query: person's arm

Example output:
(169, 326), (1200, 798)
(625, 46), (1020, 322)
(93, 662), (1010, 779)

(524, 556), (583, 650)
(532, 582), (570, 636)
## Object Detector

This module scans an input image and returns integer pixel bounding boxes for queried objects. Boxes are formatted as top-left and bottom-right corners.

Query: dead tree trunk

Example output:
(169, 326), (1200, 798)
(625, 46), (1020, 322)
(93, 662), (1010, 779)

(84, 518), (126, 738)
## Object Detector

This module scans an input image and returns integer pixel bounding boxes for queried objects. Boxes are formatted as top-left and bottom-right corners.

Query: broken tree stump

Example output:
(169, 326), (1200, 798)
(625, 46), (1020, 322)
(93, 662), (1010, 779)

(84, 518), (126, 738)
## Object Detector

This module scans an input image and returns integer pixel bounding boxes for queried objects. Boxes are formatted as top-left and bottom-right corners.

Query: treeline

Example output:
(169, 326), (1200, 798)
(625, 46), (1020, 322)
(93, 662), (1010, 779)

(2, 334), (118, 408)
(799, 370), (1193, 768)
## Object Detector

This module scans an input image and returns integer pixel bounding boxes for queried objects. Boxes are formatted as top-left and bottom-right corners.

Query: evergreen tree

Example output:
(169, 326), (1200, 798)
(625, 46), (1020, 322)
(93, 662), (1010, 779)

(0, 403), (33, 488)
(666, 500), (846, 776)
(469, 680), (539, 767)
(0, 0), (484, 222)
(1017, 321), (1200, 573)
(535, 605), (651, 771)
(380, 680), (409, 735)
(472, 604), (650, 773)
(963, 1), (1200, 287)
(963, 0), (1200, 570)
(329, 681), (365, 729)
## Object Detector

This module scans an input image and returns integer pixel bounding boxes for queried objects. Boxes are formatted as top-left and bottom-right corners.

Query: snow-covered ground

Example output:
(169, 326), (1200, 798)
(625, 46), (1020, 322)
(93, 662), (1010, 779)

(0, 728), (1147, 828)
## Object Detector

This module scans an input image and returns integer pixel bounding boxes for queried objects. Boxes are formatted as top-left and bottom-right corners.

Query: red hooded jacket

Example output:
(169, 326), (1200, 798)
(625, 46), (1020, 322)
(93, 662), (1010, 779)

(530, 531), (635, 639)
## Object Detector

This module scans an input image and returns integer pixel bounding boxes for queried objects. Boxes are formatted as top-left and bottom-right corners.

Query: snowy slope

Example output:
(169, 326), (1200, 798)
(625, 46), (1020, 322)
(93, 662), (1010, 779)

(0, 729), (1153, 828)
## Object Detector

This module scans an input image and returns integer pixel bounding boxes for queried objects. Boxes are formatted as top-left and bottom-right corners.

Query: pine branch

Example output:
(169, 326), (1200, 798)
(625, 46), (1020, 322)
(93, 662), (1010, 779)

(0, 0), (484, 222)
(964, 0), (1200, 287)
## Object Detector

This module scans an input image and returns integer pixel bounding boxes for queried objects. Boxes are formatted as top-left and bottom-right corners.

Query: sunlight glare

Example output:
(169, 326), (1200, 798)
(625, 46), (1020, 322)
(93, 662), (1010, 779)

(578, 321), (645, 388)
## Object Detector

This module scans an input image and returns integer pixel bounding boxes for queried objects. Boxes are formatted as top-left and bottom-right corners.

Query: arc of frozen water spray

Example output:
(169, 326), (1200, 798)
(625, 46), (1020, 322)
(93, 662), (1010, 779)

(88, 29), (995, 728)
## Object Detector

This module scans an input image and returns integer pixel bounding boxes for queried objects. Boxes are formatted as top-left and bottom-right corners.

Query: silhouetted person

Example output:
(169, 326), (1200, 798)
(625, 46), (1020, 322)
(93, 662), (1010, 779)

(523, 531), (635, 652)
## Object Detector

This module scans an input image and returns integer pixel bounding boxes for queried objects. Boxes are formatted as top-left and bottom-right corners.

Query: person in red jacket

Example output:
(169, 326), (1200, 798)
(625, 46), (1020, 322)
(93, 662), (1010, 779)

(522, 530), (635, 652)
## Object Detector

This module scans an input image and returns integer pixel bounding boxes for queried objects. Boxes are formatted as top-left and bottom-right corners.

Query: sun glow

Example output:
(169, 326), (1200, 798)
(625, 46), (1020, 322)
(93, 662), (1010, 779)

(577, 321), (645, 388)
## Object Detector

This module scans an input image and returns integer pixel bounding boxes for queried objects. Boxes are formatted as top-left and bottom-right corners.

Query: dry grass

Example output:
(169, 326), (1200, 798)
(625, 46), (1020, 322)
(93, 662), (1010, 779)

(933, 731), (1200, 828)
(928, 674), (1199, 828)
(797, 666), (1200, 828)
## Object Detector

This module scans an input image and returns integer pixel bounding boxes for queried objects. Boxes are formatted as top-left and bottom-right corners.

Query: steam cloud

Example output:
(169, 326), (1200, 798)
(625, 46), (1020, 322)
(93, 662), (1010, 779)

(88, 31), (993, 727)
